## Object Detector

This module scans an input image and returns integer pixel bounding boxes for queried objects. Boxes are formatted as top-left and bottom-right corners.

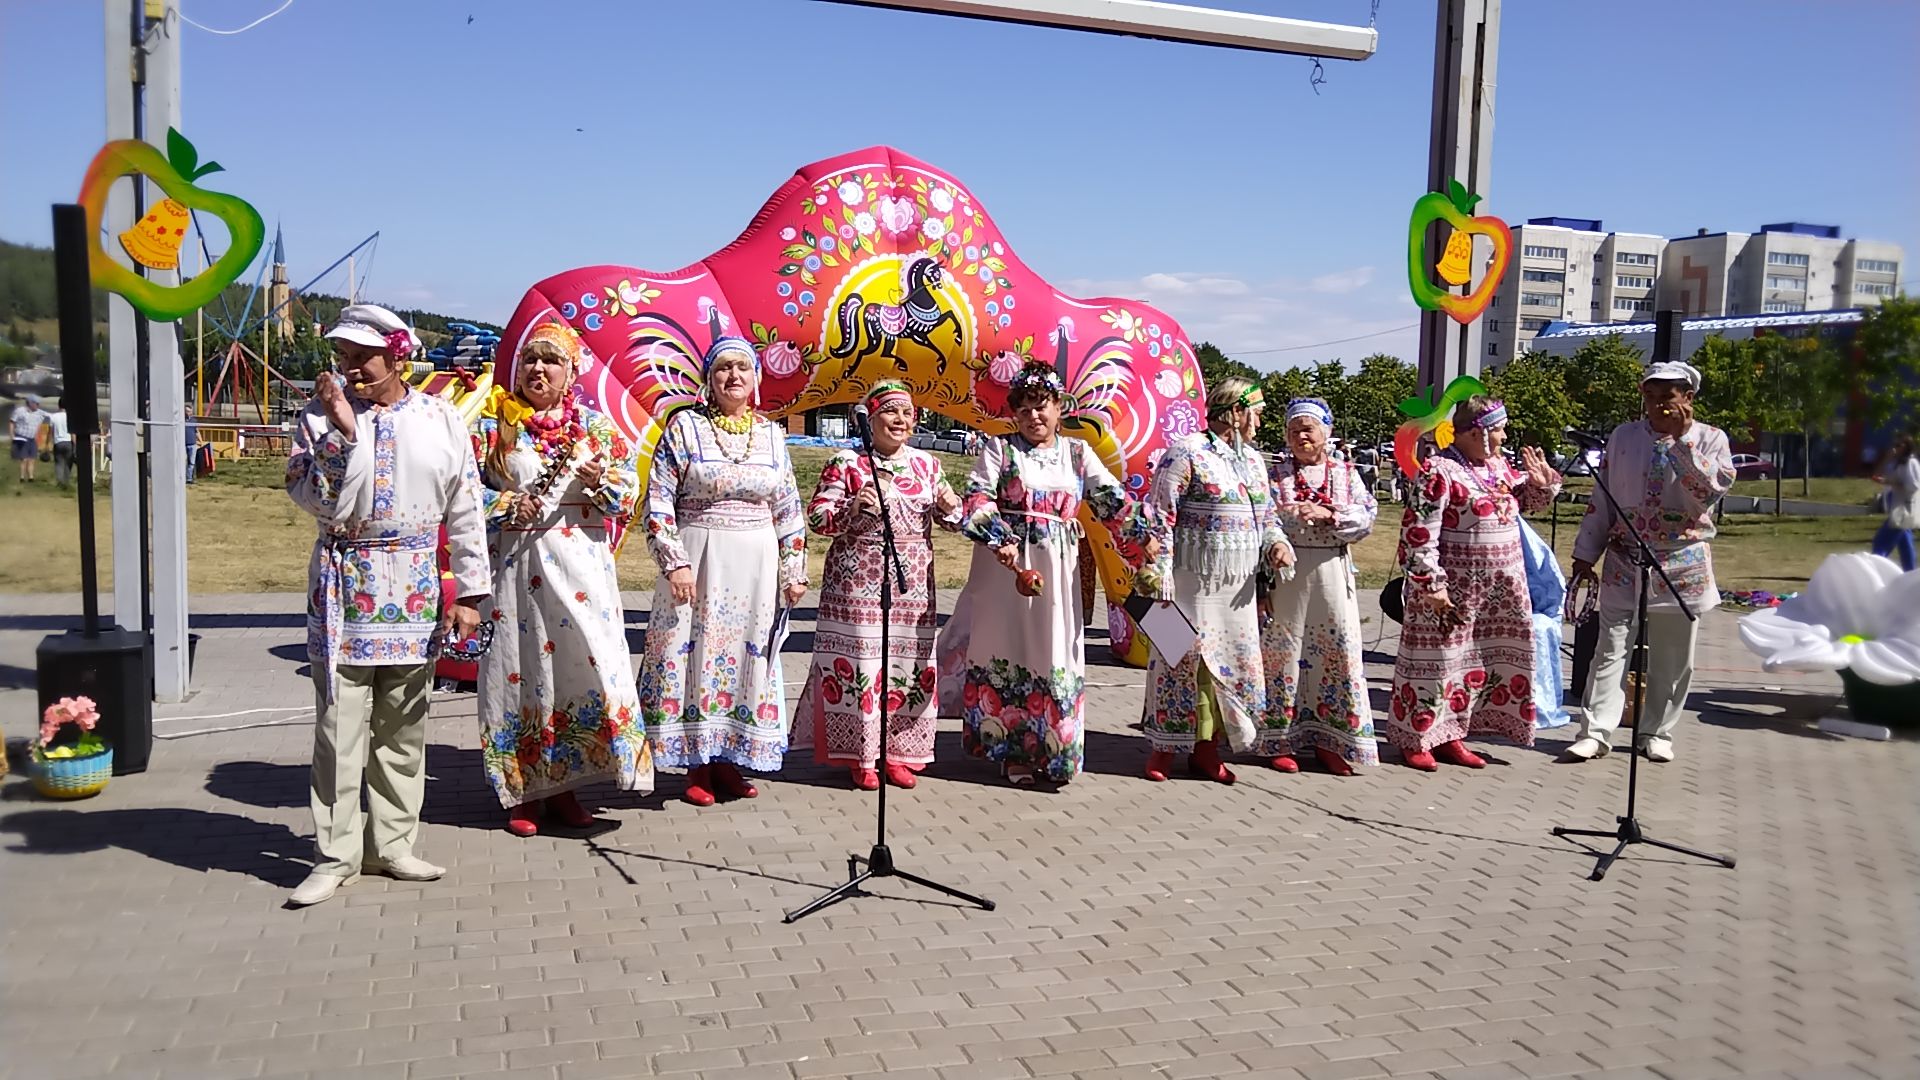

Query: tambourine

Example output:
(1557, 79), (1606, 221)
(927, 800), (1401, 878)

(1566, 575), (1600, 626)
(438, 620), (494, 662)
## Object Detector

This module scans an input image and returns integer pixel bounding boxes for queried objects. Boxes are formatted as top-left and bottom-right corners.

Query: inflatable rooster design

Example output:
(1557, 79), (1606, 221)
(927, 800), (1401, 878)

(484, 147), (1211, 666)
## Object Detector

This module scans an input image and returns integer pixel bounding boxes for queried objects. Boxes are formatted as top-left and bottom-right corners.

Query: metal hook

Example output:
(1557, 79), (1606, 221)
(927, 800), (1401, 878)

(1308, 57), (1327, 95)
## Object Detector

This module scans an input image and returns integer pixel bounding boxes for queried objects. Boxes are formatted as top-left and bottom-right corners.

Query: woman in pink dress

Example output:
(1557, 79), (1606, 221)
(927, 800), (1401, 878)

(1388, 396), (1561, 771)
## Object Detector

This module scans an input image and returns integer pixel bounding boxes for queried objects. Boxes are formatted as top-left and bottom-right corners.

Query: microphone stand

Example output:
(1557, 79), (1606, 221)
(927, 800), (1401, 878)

(784, 412), (995, 922)
(1551, 437), (1736, 882)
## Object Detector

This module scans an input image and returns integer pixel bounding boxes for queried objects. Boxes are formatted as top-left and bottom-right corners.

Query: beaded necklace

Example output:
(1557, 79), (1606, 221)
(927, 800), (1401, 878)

(1446, 448), (1511, 499)
(1290, 457), (1336, 508)
(709, 414), (758, 464)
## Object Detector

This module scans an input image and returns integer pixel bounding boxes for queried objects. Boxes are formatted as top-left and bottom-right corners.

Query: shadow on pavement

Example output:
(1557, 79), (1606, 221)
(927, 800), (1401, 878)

(0, 804), (314, 888)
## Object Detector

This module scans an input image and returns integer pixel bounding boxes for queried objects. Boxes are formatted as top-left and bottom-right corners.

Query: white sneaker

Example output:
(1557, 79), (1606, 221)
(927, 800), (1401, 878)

(1563, 736), (1610, 761)
(363, 855), (445, 881)
(288, 871), (358, 907)
(1640, 736), (1675, 763)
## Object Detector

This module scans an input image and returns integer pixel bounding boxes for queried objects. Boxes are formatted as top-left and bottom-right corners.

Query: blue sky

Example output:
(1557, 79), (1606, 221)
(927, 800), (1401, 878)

(3, 0), (1914, 369)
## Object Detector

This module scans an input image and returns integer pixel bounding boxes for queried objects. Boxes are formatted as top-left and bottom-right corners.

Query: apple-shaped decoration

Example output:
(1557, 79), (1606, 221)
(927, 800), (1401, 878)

(1406, 179), (1512, 326)
(1016, 568), (1045, 597)
(1389, 375), (1488, 479)
(79, 127), (265, 323)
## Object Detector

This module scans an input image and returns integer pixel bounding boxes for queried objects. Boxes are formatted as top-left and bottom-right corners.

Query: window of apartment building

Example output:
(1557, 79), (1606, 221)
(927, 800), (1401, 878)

(1613, 298), (1653, 313)
(1616, 252), (1656, 266)
(1521, 292), (1561, 307)
(1523, 245), (1568, 259)
(1616, 274), (1655, 289)
(1857, 282), (1896, 297)
(1520, 317), (1550, 331)
(1858, 259), (1899, 274)
(1522, 269), (1565, 284)
(1764, 274), (1806, 291)
(1487, 320), (1501, 332)
(1488, 342), (1500, 356)
(1763, 300), (1806, 313)
(1766, 252), (1811, 267)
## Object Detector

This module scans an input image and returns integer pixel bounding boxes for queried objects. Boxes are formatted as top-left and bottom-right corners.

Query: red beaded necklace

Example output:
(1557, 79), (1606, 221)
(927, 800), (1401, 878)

(1291, 459), (1335, 508)
(523, 398), (584, 460)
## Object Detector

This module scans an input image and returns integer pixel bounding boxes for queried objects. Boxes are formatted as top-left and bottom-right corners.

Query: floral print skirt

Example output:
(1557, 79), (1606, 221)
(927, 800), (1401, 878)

(637, 523), (790, 772)
(1141, 570), (1264, 754)
(1260, 547), (1379, 766)
(944, 540), (1088, 782)
(479, 525), (652, 809)
(1387, 556), (1537, 754)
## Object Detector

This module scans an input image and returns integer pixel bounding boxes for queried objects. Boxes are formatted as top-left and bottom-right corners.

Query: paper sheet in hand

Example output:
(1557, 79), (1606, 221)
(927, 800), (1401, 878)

(1122, 594), (1199, 665)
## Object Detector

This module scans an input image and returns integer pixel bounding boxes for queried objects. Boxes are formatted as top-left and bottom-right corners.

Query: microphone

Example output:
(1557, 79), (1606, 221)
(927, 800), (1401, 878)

(1563, 427), (1606, 449)
(852, 403), (873, 449)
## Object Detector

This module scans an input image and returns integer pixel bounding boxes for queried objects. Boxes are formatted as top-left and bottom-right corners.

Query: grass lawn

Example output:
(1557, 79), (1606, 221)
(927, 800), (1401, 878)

(1729, 476), (1879, 507)
(0, 448), (1880, 600)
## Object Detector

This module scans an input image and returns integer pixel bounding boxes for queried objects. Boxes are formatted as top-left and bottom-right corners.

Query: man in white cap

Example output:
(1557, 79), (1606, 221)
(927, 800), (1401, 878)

(284, 304), (491, 907)
(1565, 360), (1735, 764)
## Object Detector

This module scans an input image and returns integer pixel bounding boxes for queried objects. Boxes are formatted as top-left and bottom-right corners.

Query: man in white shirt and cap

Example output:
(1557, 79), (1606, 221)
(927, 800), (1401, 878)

(1565, 360), (1736, 764)
(285, 304), (491, 907)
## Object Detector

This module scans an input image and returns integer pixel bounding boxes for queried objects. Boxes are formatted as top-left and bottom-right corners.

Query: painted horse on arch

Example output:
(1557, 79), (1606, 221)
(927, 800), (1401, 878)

(496, 146), (1212, 667)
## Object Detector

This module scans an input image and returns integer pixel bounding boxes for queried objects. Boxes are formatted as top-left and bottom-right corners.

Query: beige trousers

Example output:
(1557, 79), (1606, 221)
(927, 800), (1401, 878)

(1579, 611), (1699, 745)
(309, 663), (432, 876)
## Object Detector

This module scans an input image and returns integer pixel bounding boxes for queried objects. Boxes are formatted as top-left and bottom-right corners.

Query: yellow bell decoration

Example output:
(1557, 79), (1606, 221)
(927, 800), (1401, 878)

(1435, 229), (1473, 287)
(118, 198), (191, 271)
(1433, 419), (1457, 450)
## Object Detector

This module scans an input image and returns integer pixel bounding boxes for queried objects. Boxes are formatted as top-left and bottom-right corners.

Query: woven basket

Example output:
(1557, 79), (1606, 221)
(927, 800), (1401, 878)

(31, 746), (114, 799)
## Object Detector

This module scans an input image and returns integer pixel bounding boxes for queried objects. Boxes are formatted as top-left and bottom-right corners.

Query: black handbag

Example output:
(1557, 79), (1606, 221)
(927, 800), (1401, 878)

(1379, 575), (1405, 624)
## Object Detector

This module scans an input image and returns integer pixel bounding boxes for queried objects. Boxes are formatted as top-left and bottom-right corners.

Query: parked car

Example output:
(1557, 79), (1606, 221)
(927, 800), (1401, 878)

(1731, 453), (1775, 480)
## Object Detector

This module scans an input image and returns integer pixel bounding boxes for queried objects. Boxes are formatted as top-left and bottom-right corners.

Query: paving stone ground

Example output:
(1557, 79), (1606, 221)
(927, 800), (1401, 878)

(1, 590), (1916, 1080)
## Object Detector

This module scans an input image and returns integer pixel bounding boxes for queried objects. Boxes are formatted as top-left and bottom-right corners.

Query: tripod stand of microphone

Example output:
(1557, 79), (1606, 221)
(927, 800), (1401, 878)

(1550, 430), (1735, 882)
(784, 405), (995, 923)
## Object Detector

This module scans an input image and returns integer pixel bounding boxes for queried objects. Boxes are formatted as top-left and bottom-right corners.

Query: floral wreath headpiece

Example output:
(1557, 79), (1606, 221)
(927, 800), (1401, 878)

(1007, 363), (1065, 404)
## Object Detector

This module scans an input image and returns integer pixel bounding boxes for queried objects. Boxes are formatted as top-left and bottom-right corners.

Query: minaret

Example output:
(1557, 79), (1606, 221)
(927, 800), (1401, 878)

(268, 225), (292, 342)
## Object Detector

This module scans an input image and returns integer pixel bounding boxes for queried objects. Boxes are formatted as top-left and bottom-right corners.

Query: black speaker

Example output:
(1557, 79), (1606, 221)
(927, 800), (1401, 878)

(52, 204), (99, 439)
(36, 628), (153, 775)
(1652, 309), (1683, 365)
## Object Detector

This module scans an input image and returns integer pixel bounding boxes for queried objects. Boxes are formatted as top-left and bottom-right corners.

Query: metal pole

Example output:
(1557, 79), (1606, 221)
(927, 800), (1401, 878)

(1415, 0), (1499, 397)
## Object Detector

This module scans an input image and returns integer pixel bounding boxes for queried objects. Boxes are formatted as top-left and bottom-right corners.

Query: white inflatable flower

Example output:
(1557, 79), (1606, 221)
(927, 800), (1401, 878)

(1738, 553), (1920, 685)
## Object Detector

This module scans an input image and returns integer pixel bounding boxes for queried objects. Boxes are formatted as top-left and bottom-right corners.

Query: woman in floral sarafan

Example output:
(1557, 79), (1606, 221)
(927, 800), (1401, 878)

(792, 381), (960, 790)
(940, 362), (1150, 785)
(1261, 397), (1379, 775)
(473, 322), (652, 835)
(1388, 395), (1561, 771)
(1137, 377), (1293, 784)
(638, 337), (809, 806)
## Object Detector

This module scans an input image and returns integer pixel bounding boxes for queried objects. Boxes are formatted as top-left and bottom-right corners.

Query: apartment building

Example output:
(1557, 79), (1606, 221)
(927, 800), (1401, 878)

(1485, 218), (1903, 363)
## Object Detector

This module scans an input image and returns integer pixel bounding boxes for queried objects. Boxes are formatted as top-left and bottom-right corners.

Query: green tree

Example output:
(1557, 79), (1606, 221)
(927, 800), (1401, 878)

(1853, 294), (1920, 436)
(1193, 340), (1259, 393)
(1563, 334), (1646, 433)
(1334, 353), (1415, 453)
(1257, 367), (1312, 451)
(1484, 350), (1576, 450)
(1688, 336), (1761, 438)
(1751, 332), (1847, 497)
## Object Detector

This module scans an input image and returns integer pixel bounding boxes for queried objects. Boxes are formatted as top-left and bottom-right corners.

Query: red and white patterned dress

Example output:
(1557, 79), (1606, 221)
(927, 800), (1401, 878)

(792, 447), (955, 770)
(1387, 450), (1559, 753)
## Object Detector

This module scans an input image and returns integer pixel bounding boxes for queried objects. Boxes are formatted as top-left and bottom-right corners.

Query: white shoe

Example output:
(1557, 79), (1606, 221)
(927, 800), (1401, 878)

(1640, 736), (1675, 763)
(363, 855), (445, 881)
(288, 871), (358, 907)
(1563, 736), (1610, 762)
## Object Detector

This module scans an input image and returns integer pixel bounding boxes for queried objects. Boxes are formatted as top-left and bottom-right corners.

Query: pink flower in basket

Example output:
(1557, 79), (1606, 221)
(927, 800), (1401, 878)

(39, 695), (100, 746)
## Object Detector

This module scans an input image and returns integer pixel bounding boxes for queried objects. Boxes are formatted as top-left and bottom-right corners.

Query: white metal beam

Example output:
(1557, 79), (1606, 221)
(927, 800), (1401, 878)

(817, 0), (1377, 59)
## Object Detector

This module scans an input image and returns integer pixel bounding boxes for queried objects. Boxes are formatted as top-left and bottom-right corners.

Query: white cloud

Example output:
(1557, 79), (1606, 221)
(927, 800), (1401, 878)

(1059, 268), (1418, 371)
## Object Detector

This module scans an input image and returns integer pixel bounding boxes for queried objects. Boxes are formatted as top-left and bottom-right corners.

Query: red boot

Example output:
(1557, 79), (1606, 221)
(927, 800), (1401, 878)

(683, 765), (717, 807)
(851, 766), (880, 790)
(1433, 740), (1485, 769)
(1269, 754), (1300, 774)
(883, 761), (917, 789)
(1144, 750), (1175, 782)
(547, 790), (596, 828)
(1315, 747), (1355, 777)
(506, 801), (541, 837)
(1190, 739), (1236, 785)
(1402, 749), (1439, 772)
(712, 761), (759, 799)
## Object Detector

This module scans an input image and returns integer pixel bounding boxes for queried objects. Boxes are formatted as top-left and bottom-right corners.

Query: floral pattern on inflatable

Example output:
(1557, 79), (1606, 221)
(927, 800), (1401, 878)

(498, 146), (1209, 666)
